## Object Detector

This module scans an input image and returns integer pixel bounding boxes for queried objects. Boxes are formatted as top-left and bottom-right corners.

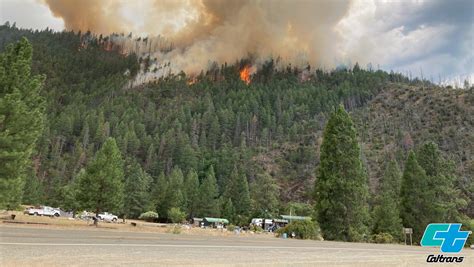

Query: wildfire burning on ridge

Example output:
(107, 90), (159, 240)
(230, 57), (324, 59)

(187, 76), (198, 86)
(43, 0), (350, 77)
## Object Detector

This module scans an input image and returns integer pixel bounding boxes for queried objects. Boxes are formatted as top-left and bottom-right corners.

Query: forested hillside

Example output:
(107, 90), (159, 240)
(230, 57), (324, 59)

(1, 24), (472, 223)
(354, 85), (473, 216)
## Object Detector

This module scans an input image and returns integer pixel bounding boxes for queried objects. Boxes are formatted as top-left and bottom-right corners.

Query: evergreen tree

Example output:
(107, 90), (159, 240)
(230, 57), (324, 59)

(416, 142), (465, 222)
(22, 171), (44, 206)
(61, 169), (84, 215)
(165, 167), (185, 215)
(197, 165), (219, 217)
(152, 171), (169, 218)
(234, 171), (251, 216)
(372, 159), (403, 240)
(76, 138), (124, 221)
(184, 169), (199, 218)
(223, 167), (251, 216)
(400, 151), (431, 242)
(314, 105), (370, 241)
(250, 173), (279, 217)
(0, 38), (45, 209)
(221, 198), (235, 223)
(123, 160), (152, 219)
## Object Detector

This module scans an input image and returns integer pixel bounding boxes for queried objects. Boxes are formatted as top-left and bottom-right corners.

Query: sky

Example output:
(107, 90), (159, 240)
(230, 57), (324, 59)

(0, 0), (472, 85)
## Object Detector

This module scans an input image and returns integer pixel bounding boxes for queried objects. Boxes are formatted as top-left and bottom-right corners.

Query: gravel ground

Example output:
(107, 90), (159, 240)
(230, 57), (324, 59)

(1, 225), (472, 266)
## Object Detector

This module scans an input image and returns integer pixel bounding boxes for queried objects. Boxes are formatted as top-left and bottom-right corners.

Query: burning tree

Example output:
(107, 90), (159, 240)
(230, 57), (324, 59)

(240, 65), (254, 85)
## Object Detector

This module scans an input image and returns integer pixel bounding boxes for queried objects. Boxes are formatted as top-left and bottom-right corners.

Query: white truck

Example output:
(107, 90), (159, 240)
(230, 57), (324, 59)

(24, 206), (61, 217)
(251, 218), (264, 227)
(97, 212), (118, 222)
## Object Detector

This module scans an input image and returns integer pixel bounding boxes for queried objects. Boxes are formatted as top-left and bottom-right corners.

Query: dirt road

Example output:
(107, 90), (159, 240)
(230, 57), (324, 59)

(0, 225), (472, 266)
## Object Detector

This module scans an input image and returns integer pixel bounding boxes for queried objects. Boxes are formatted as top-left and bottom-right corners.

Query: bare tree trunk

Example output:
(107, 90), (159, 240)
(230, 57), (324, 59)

(94, 209), (99, 226)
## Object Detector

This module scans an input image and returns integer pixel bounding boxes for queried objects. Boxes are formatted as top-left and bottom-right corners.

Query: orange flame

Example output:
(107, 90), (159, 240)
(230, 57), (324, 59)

(240, 65), (252, 85)
(187, 77), (197, 85)
(103, 41), (113, 52)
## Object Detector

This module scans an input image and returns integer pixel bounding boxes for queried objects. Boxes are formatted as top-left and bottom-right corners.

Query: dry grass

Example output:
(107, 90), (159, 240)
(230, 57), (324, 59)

(1, 210), (273, 239)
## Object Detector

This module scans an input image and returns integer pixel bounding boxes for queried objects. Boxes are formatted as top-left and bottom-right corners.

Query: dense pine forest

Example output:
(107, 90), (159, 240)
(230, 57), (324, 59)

(1, 24), (472, 242)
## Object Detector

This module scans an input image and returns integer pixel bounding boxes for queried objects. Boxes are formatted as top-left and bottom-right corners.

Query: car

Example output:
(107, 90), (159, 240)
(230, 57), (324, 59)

(97, 212), (118, 222)
(25, 206), (61, 217)
(78, 211), (95, 221)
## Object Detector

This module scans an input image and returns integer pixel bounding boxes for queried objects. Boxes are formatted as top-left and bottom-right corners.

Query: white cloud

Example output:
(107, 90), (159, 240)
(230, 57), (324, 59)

(336, 0), (473, 83)
(0, 0), (64, 31)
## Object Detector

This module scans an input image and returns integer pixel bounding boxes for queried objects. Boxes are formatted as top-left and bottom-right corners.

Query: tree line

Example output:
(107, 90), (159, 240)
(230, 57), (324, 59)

(315, 106), (469, 243)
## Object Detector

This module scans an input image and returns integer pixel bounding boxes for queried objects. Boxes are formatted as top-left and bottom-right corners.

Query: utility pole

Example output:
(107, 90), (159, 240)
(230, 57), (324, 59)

(289, 207), (292, 224)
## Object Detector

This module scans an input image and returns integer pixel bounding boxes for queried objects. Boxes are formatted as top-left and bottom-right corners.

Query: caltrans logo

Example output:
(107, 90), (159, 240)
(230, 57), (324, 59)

(421, 223), (471, 263)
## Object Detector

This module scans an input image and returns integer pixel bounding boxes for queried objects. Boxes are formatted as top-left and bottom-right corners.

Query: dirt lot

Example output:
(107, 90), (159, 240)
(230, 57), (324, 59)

(2, 221), (473, 266)
(0, 211), (259, 237)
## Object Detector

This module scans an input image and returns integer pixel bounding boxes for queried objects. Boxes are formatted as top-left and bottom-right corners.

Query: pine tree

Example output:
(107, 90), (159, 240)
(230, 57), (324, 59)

(76, 138), (124, 221)
(184, 169), (199, 218)
(22, 170), (44, 206)
(123, 160), (152, 218)
(0, 38), (45, 209)
(400, 151), (431, 242)
(197, 165), (219, 217)
(314, 105), (370, 241)
(416, 142), (465, 222)
(152, 171), (169, 218)
(221, 198), (235, 223)
(234, 171), (251, 216)
(144, 144), (155, 173)
(372, 159), (403, 240)
(251, 173), (279, 217)
(223, 167), (251, 216)
(166, 167), (185, 214)
(61, 169), (84, 215)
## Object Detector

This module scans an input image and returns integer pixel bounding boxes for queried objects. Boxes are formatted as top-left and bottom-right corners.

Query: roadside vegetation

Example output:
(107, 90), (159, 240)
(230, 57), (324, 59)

(276, 220), (321, 240)
(138, 211), (159, 222)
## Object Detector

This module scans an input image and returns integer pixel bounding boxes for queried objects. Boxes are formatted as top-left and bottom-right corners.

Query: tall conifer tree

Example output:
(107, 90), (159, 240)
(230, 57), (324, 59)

(197, 165), (219, 217)
(76, 138), (124, 221)
(0, 38), (45, 209)
(416, 142), (464, 222)
(400, 151), (431, 242)
(152, 171), (168, 218)
(166, 167), (185, 213)
(315, 105), (370, 241)
(251, 173), (279, 217)
(372, 159), (403, 240)
(184, 169), (199, 218)
(123, 160), (152, 218)
(223, 167), (251, 216)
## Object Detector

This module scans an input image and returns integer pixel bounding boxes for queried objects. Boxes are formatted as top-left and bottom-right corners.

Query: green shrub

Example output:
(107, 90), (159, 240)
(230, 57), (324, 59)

(227, 224), (236, 231)
(138, 211), (159, 222)
(276, 220), (321, 240)
(250, 224), (263, 233)
(168, 207), (186, 223)
(372, 232), (395, 244)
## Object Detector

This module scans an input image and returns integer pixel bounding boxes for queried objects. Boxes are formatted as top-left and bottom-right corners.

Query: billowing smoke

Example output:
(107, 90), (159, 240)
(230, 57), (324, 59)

(42, 0), (352, 75)
(43, 0), (131, 35)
